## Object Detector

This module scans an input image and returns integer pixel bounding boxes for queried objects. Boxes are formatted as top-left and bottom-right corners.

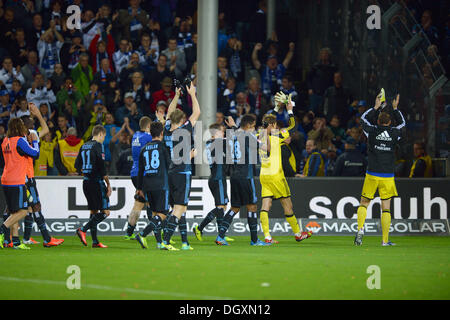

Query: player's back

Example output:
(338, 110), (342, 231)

(164, 120), (194, 174)
(76, 140), (106, 180)
(130, 131), (152, 177)
(206, 138), (227, 181)
(139, 140), (170, 191)
(259, 129), (289, 177)
(230, 129), (258, 180)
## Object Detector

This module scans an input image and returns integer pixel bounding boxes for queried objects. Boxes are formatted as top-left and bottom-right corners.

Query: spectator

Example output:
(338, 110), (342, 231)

(215, 111), (225, 126)
(115, 92), (142, 131)
(161, 36), (187, 79)
(83, 98), (108, 141)
(332, 137), (367, 176)
(136, 33), (158, 73)
(37, 20), (64, 78)
(174, 16), (194, 50)
(49, 63), (66, 93)
(324, 146), (338, 176)
(234, 93), (251, 127)
(9, 96), (30, 119)
(28, 13), (45, 50)
(280, 75), (298, 99)
(217, 55), (230, 93)
(38, 103), (54, 124)
(113, 38), (132, 75)
(54, 114), (70, 140)
(307, 48), (338, 113)
(221, 33), (244, 85)
(218, 77), (237, 116)
(148, 54), (175, 93)
(109, 121), (134, 175)
(123, 71), (150, 113)
(34, 131), (58, 177)
(119, 52), (145, 87)
(0, 56), (25, 91)
(103, 112), (120, 165)
(328, 115), (346, 150)
(54, 127), (84, 176)
(70, 53), (93, 97)
(308, 117), (334, 152)
(412, 10), (439, 45)
(409, 141), (433, 177)
(347, 126), (366, 155)
(102, 78), (122, 112)
(9, 28), (30, 67)
(0, 8), (17, 44)
(89, 24), (116, 74)
(80, 9), (101, 49)
(248, 0), (267, 44)
(9, 79), (25, 104)
(116, 0), (150, 47)
(93, 58), (116, 93)
(323, 72), (353, 122)
(26, 74), (56, 111)
(184, 32), (197, 72)
(21, 51), (46, 90)
(0, 88), (11, 127)
(252, 42), (295, 97)
(302, 139), (325, 177)
(150, 77), (175, 113)
(61, 31), (88, 71)
(56, 77), (84, 119)
(154, 100), (168, 123)
(246, 77), (267, 116)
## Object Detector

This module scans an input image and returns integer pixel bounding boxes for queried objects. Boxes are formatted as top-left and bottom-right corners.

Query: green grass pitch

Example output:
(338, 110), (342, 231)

(0, 235), (449, 300)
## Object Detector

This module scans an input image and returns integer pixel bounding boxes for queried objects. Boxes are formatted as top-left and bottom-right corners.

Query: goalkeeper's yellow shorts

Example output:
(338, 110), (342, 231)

(260, 174), (291, 200)
(361, 173), (398, 200)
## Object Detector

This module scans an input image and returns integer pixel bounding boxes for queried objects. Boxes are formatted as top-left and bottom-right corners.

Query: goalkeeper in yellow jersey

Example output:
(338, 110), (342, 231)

(258, 92), (313, 244)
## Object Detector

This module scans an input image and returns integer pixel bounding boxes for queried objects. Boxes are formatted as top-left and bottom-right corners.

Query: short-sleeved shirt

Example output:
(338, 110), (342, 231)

(164, 120), (194, 174)
(130, 131), (152, 177)
(75, 140), (106, 181)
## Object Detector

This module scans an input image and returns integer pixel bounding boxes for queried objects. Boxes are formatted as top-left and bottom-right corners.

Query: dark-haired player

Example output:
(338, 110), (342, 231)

(0, 117), (39, 249)
(193, 122), (232, 242)
(124, 116), (153, 240)
(20, 110), (64, 247)
(355, 94), (405, 246)
(75, 125), (111, 248)
(216, 114), (270, 246)
(135, 122), (171, 249)
(161, 82), (200, 251)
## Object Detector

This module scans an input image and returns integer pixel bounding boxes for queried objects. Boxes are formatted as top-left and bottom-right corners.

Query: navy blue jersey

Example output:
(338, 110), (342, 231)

(164, 120), (194, 174)
(230, 130), (258, 179)
(137, 140), (170, 191)
(206, 138), (228, 180)
(130, 131), (152, 177)
(75, 140), (106, 180)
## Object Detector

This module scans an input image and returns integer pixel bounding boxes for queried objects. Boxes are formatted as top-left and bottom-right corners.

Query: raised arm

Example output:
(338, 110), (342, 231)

(252, 43), (263, 70)
(282, 42), (295, 68)
(166, 86), (181, 121)
(187, 82), (200, 127)
(29, 103), (49, 139)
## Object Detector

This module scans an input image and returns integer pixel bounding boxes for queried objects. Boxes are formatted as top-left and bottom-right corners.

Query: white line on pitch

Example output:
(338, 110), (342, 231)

(0, 276), (234, 300)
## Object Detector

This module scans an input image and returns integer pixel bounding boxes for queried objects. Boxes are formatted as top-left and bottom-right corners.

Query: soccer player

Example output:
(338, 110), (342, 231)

(355, 94), (405, 246)
(0, 118), (40, 249)
(160, 82), (200, 251)
(215, 114), (269, 246)
(134, 122), (171, 249)
(21, 110), (64, 247)
(193, 122), (232, 242)
(75, 125), (111, 248)
(124, 116), (153, 240)
(258, 94), (313, 243)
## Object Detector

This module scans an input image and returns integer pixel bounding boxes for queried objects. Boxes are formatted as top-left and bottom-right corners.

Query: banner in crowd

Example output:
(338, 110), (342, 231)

(1, 177), (448, 219)
(18, 219), (450, 236)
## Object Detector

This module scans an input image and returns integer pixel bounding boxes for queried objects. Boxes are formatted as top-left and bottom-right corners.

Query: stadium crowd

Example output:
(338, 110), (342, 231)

(0, 0), (447, 178)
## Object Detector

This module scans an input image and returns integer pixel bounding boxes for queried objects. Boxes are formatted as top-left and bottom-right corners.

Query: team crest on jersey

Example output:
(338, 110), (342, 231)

(376, 130), (392, 141)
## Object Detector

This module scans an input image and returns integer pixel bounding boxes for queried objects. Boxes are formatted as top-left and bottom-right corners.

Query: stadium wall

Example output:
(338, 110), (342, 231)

(1, 177), (448, 220)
